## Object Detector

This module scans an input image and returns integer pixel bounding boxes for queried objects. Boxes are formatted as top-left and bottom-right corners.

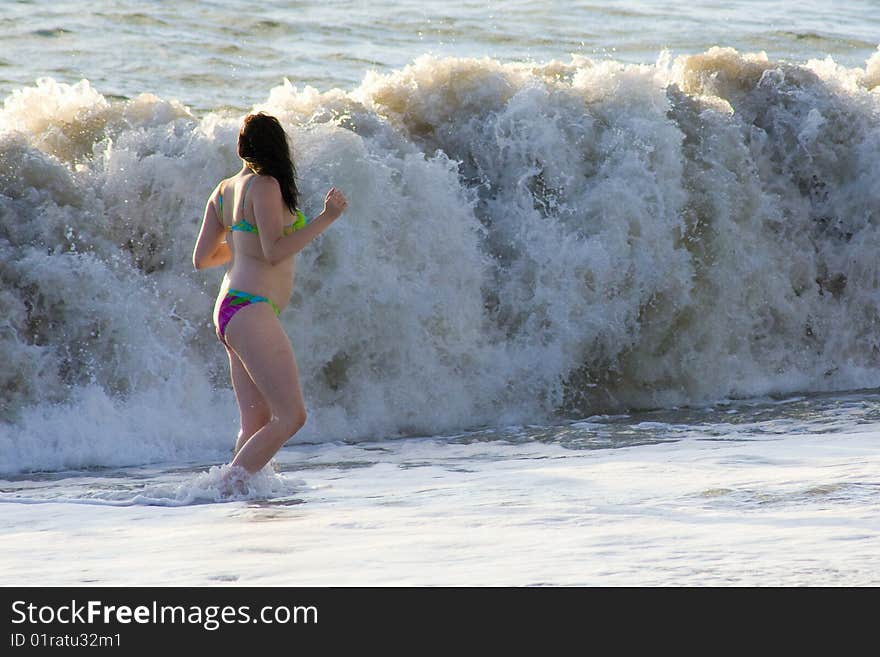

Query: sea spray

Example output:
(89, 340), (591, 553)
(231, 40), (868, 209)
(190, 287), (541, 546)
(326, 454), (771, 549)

(2, 48), (880, 473)
(0, 462), (296, 506)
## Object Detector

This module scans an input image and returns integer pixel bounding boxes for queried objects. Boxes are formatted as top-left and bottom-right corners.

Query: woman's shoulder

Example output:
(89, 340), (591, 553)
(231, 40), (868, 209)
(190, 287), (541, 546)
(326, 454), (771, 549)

(212, 177), (231, 199)
(248, 173), (282, 194)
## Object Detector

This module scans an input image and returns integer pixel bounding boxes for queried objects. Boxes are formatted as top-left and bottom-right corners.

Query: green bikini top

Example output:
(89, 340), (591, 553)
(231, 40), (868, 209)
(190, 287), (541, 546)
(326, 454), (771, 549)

(218, 176), (308, 236)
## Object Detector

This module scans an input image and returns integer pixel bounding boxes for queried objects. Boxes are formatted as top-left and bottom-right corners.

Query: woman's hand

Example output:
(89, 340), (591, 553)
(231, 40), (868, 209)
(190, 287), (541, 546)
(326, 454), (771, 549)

(323, 187), (348, 221)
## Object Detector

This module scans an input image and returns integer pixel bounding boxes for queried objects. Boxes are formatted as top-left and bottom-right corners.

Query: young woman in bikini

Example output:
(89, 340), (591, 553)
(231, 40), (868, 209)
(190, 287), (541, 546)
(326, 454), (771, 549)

(193, 112), (348, 479)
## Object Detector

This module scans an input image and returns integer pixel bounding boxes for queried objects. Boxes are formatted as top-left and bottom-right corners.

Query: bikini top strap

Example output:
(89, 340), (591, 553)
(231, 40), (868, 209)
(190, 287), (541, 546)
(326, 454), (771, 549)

(216, 182), (226, 226)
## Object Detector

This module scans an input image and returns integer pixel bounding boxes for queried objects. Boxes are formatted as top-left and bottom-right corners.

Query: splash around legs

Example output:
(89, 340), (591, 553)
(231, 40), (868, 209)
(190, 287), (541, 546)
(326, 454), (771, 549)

(218, 464), (251, 498)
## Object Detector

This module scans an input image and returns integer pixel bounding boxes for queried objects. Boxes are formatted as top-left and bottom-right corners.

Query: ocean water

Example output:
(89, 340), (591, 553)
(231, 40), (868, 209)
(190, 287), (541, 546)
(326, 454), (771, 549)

(2, 0), (877, 111)
(1, 1), (879, 585)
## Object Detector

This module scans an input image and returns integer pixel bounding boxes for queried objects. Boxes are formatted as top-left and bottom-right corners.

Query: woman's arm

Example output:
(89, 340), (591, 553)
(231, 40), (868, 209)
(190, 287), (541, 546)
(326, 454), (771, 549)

(192, 189), (233, 270)
(252, 177), (347, 265)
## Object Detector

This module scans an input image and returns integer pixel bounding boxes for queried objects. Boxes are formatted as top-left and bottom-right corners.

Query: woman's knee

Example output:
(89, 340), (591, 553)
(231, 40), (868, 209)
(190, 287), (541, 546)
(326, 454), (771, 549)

(276, 407), (306, 438)
(241, 405), (271, 435)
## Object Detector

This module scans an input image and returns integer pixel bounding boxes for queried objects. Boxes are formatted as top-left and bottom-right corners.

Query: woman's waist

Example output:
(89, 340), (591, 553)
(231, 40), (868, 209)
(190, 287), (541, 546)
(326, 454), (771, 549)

(220, 271), (294, 309)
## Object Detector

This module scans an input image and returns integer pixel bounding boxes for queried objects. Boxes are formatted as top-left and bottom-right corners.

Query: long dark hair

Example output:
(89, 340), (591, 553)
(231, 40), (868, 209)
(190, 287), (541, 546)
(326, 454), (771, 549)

(237, 112), (299, 214)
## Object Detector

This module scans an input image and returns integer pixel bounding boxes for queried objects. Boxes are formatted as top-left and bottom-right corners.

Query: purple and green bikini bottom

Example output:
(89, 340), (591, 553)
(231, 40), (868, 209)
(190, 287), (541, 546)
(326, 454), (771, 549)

(215, 288), (281, 345)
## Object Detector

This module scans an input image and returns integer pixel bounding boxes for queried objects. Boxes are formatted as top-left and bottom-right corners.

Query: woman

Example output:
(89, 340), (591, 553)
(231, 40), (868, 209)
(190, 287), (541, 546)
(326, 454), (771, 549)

(192, 112), (348, 481)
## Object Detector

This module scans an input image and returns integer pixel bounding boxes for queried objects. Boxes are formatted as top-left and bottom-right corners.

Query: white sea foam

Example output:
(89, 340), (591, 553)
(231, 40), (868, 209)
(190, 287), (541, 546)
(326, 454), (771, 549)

(0, 463), (299, 507)
(3, 47), (880, 472)
(1, 425), (877, 585)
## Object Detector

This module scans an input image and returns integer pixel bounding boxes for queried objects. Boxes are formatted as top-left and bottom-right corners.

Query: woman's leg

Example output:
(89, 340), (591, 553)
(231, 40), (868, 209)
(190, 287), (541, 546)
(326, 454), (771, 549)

(225, 346), (271, 456)
(223, 303), (307, 474)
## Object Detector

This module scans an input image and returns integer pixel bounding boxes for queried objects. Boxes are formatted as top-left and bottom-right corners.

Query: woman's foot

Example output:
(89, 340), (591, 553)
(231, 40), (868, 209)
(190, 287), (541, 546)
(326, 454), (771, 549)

(218, 464), (250, 498)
